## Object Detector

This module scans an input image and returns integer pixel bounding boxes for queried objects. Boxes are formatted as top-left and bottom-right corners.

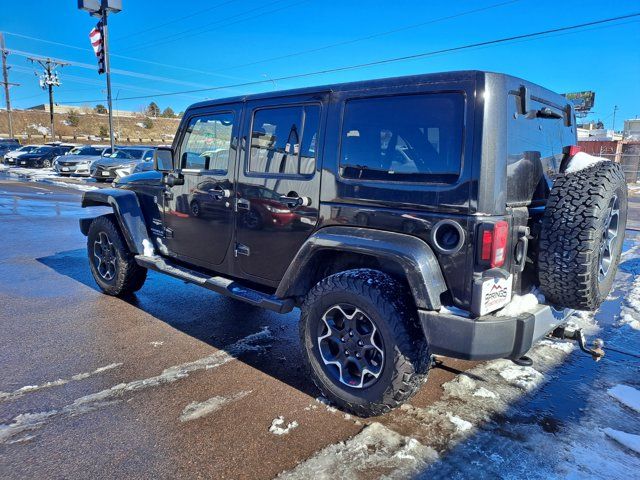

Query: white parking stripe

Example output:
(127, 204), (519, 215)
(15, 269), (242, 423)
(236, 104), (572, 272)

(0, 363), (122, 402)
(0, 328), (273, 444)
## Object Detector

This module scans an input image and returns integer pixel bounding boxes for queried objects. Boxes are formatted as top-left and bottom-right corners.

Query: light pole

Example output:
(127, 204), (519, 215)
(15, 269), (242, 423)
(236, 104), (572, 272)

(79, 0), (122, 151)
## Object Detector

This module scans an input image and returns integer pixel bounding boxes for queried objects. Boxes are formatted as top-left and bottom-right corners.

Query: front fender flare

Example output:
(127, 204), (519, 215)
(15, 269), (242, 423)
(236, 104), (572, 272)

(80, 188), (150, 255)
(276, 227), (447, 310)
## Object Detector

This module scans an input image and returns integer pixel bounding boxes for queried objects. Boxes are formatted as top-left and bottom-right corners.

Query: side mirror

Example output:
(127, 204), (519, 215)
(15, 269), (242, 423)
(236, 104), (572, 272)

(154, 146), (175, 172)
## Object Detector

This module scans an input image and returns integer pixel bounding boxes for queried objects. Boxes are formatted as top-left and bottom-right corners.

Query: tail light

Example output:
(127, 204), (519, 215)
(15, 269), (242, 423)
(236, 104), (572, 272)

(478, 221), (509, 268)
(568, 145), (582, 156)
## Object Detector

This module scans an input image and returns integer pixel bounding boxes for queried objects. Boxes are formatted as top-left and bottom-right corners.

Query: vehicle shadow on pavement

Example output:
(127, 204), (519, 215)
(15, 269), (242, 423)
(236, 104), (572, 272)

(37, 248), (319, 398)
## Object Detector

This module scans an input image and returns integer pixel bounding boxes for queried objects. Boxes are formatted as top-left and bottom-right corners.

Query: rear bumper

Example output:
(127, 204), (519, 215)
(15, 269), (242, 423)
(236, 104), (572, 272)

(418, 304), (571, 360)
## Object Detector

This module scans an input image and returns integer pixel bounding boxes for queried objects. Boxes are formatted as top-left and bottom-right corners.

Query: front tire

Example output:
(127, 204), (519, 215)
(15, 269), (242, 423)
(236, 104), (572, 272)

(300, 269), (429, 417)
(87, 215), (147, 296)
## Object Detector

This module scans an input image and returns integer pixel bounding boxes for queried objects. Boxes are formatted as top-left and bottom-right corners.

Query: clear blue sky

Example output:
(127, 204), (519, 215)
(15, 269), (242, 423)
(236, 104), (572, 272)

(1, 0), (638, 128)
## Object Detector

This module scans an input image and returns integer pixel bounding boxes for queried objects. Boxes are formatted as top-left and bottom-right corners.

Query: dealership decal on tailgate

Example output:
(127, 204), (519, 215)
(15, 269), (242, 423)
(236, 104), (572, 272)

(479, 275), (512, 316)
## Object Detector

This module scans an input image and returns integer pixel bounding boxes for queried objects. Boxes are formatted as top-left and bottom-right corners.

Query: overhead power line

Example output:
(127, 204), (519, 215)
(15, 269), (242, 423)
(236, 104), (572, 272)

(206, 0), (523, 74)
(124, 0), (308, 52)
(2, 31), (246, 81)
(61, 12), (640, 105)
(113, 0), (237, 42)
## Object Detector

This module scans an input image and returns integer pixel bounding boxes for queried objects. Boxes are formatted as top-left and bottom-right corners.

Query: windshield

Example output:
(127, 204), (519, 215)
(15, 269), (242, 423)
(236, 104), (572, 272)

(70, 146), (102, 156)
(119, 149), (145, 160)
(108, 150), (135, 159)
(33, 146), (53, 154)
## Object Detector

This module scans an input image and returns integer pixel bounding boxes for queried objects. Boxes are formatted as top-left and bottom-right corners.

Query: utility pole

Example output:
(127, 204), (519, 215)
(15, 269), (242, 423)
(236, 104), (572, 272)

(612, 105), (618, 133)
(0, 33), (20, 139)
(28, 56), (68, 141)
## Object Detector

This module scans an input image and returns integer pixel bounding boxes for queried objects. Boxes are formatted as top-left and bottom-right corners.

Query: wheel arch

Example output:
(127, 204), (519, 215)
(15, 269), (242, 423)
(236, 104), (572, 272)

(276, 226), (447, 310)
(80, 188), (151, 255)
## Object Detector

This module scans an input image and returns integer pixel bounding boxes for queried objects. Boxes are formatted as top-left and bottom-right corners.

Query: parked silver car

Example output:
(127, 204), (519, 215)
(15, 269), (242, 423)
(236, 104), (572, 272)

(53, 145), (113, 176)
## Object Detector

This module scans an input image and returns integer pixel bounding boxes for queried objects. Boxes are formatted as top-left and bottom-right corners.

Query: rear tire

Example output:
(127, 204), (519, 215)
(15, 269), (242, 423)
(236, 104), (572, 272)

(87, 215), (147, 296)
(539, 162), (627, 310)
(300, 268), (429, 417)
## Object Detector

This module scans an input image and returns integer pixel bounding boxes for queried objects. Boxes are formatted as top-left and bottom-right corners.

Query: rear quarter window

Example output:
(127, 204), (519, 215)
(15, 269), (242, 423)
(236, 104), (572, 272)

(339, 93), (465, 183)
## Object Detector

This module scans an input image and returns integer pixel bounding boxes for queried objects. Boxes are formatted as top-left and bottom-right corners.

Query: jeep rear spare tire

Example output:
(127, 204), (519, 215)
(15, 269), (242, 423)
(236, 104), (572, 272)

(539, 161), (627, 310)
(300, 269), (430, 417)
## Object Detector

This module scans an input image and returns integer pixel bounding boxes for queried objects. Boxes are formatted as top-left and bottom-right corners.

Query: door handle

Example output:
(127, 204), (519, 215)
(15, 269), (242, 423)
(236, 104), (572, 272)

(279, 195), (312, 208)
(208, 187), (232, 200)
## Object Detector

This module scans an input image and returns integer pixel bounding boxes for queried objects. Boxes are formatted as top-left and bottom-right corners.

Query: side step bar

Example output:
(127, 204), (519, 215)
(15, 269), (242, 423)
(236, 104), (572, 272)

(135, 255), (295, 314)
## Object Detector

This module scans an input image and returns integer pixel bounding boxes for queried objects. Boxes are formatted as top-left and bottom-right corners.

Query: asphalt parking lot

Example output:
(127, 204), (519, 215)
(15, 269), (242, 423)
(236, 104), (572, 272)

(0, 177), (479, 479)
(1, 176), (639, 479)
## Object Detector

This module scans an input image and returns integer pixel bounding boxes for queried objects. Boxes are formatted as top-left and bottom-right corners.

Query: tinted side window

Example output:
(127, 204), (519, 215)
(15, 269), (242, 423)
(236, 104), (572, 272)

(339, 93), (464, 183)
(249, 105), (320, 176)
(180, 112), (234, 172)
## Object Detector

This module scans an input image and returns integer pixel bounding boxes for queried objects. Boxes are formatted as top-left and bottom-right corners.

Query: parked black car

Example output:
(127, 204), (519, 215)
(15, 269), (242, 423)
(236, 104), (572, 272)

(0, 138), (21, 158)
(80, 71), (627, 416)
(16, 145), (72, 168)
(3, 144), (38, 165)
(90, 146), (156, 181)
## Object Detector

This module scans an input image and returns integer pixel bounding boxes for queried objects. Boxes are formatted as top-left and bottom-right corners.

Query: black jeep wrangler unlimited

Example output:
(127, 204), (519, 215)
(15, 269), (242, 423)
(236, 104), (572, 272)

(80, 71), (627, 416)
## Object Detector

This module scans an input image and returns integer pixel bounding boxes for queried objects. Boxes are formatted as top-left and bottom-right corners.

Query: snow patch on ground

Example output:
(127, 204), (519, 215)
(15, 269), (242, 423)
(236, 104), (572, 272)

(619, 273), (640, 330)
(604, 428), (640, 455)
(277, 422), (437, 479)
(269, 416), (299, 435)
(495, 363), (544, 391)
(150, 341), (164, 347)
(2, 167), (98, 192)
(565, 151), (607, 173)
(0, 363), (122, 402)
(0, 329), (272, 444)
(180, 391), (251, 422)
(608, 384), (640, 413)
(315, 396), (337, 413)
(446, 414), (473, 433)
(473, 387), (497, 399)
(27, 123), (50, 135)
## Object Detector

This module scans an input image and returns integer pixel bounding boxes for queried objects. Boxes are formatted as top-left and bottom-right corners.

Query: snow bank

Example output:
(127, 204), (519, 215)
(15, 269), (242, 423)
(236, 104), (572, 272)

(269, 416), (299, 435)
(565, 151), (607, 174)
(604, 428), (640, 454)
(608, 384), (640, 413)
(276, 422), (437, 479)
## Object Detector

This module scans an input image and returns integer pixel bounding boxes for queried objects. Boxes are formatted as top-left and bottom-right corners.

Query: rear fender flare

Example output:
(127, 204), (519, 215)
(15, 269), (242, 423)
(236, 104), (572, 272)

(80, 189), (150, 255)
(276, 226), (447, 310)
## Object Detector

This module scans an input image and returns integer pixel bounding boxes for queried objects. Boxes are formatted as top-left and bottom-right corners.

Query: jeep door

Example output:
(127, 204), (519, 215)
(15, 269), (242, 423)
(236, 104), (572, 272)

(162, 106), (241, 267)
(235, 95), (325, 283)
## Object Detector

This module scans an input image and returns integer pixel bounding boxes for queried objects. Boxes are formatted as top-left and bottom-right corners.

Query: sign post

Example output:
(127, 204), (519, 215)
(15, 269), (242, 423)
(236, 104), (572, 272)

(78, 0), (122, 151)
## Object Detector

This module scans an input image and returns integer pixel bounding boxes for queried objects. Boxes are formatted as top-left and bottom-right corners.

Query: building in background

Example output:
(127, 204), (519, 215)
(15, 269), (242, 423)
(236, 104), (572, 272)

(624, 118), (640, 141)
(27, 103), (138, 118)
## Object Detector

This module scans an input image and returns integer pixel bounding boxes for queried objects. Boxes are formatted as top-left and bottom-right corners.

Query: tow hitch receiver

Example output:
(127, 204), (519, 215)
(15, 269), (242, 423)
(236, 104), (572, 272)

(551, 327), (605, 361)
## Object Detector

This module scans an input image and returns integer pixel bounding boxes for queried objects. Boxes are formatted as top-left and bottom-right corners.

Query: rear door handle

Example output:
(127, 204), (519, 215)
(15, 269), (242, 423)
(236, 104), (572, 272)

(279, 195), (312, 208)
(208, 187), (231, 200)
